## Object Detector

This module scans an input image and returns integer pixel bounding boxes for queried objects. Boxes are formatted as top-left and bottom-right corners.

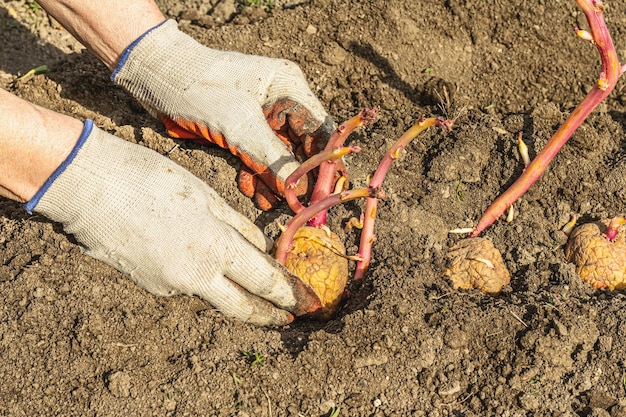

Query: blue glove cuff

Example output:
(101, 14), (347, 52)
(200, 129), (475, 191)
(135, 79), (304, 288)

(25, 119), (94, 214)
(111, 19), (169, 82)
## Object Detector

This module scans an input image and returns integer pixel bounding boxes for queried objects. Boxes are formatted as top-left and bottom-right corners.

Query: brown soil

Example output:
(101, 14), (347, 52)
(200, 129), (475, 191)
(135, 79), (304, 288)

(2, 0), (626, 416)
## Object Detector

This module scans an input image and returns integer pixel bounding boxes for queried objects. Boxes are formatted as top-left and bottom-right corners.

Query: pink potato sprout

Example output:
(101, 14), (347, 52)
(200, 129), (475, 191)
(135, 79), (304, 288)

(471, 0), (625, 237)
(274, 109), (452, 318)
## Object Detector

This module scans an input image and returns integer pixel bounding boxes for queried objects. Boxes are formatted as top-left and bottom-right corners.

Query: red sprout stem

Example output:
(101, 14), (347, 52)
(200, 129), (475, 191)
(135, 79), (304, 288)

(471, 0), (623, 237)
(308, 108), (380, 227)
(284, 146), (361, 214)
(275, 188), (380, 264)
(354, 117), (453, 279)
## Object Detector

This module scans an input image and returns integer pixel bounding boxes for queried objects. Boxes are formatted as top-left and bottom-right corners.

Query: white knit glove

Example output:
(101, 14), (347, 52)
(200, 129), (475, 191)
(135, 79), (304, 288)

(112, 19), (334, 207)
(25, 121), (321, 326)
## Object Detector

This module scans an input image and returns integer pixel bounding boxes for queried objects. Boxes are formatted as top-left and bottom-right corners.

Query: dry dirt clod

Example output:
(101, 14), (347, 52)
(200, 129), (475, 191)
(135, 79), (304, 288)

(106, 371), (131, 398)
(444, 237), (511, 295)
(279, 226), (349, 320)
(564, 219), (626, 290)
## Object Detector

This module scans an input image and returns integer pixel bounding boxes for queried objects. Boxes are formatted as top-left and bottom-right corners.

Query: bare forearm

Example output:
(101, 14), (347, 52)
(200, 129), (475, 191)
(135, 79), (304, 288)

(36, 0), (165, 70)
(0, 88), (82, 202)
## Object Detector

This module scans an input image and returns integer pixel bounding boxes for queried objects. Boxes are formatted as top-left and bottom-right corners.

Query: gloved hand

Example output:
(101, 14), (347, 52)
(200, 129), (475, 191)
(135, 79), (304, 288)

(25, 120), (322, 326)
(111, 19), (334, 210)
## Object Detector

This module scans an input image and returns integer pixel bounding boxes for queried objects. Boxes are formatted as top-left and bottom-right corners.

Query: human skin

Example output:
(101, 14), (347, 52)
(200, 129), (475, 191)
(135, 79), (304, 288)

(0, 1), (324, 323)
(35, 0), (165, 71)
(0, 89), (82, 202)
(0, 0), (166, 202)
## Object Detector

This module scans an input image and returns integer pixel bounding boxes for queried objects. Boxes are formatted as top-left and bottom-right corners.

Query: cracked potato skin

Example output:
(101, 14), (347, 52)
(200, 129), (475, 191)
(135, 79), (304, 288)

(278, 226), (348, 320)
(444, 237), (511, 295)
(564, 220), (626, 290)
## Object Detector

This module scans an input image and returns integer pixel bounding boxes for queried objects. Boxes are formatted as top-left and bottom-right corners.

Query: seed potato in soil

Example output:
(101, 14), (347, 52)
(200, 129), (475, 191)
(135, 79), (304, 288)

(2, 0), (626, 415)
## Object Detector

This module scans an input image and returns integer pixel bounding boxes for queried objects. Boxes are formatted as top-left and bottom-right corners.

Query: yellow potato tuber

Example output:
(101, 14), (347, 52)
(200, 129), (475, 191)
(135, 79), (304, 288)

(564, 218), (626, 290)
(274, 111), (452, 320)
(444, 237), (511, 295)
(277, 226), (348, 320)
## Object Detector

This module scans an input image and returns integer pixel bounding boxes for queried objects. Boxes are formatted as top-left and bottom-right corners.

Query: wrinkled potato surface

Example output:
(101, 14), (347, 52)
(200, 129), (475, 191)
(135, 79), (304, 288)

(564, 220), (626, 290)
(444, 237), (511, 295)
(279, 226), (349, 320)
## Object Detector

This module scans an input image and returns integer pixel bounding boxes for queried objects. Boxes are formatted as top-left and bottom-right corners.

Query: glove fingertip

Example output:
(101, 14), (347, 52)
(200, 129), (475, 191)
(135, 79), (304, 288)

(253, 184), (282, 211)
(247, 307), (295, 327)
(283, 269), (323, 317)
(237, 166), (258, 199)
(257, 169), (307, 199)
(272, 312), (295, 327)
